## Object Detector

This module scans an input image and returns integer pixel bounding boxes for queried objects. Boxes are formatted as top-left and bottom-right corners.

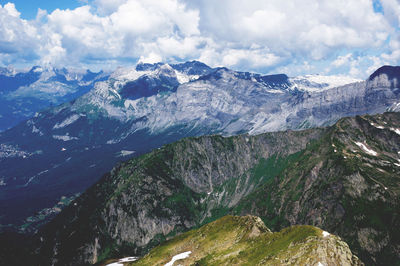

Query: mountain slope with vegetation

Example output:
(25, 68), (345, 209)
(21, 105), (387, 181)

(233, 112), (400, 265)
(36, 127), (323, 265)
(34, 112), (400, 266)
(126, 215), (362, 266)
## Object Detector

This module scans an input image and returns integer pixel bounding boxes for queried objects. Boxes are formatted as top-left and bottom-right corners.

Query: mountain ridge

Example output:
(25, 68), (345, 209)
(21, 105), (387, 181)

(0, 65), (107, 131)
(0, 62), (399, 236)
(32, 112), (400, 265)
(125, 215), (363, 266)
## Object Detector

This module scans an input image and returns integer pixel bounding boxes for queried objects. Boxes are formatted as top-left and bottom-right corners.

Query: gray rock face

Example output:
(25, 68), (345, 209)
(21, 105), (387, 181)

(67, 65), (398, 136)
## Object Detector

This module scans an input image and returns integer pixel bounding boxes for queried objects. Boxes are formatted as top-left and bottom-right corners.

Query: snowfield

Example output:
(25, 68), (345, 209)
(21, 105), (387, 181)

(106, 256), (138, 266)
(165, 251), (192, 266)
(53, 114), (82, 129)
(355, 142), (378, 156)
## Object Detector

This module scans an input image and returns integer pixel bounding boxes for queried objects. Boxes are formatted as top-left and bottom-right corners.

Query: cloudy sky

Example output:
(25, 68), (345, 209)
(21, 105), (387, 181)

(0, 0), (399, 77)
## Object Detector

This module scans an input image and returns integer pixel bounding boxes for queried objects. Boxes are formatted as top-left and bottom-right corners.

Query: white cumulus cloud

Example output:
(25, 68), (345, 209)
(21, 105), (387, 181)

(0, 3), (40, 64)
(0, 0), (398, 77)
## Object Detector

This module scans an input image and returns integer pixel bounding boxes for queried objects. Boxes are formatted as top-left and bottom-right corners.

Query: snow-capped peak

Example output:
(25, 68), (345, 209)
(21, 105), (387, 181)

(110, 66), (149, 82)
(110, 63), (198, 86)
(160, 65), (201, 84)
(157, 63), (174, 72)
(289, 74), (362, 92)
(175, 70), (199, 84)
(0, 66), (17, 76)
(32, 66), (44, 73)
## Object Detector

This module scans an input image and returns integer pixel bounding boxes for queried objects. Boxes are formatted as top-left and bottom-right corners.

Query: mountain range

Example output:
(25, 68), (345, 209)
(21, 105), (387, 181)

(0, 62), (399, 234)
(31, 111), (400, 265)
(0, 61), (399, 265)
(0, 65), (107, 131)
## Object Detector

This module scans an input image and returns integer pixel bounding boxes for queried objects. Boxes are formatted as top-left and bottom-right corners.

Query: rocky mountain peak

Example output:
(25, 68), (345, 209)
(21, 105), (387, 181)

(367, 65), (400, 89)
(170, 60), (212, 76)
(154, 63), (176, 77)
(135, 62), (164, 72)
(0, 65), (17, 76)
(369, 65), (400, 81)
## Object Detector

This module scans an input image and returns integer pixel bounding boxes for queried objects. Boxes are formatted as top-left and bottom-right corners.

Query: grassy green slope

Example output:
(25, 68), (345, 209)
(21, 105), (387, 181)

(128, 215), (362, 266)
(233, 113), (400, 265)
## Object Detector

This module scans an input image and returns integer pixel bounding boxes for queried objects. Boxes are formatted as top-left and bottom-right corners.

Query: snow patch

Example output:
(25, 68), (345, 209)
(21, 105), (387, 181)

(117, 150), (135, 157)
(32, 125), (40, 133)
(165, 251), (192, 266)
(119, 257), (138, 262)
(106, 257), (139, 265)
(290, 75), (361, 92)
(32, 124), (44, 136)
(106, 263), (122, 266)
(265, 89), (285, 94)
(390, 128), (400, 135)
(355, 142), (378, 156)
(322, 231), (330, 237)
(389, 101), (400, 111)
(317, 262), (325, 266)
(53, 114), (81, 129)
(111, 67), (148, 82)
(33, 67), (43, 73)
(370, 122), (384, 129)
(175, 71), (198, 84)
(53, 135), (78, 141)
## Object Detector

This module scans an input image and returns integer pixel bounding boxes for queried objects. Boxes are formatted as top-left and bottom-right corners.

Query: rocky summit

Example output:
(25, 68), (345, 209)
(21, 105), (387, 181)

(119, 215), (363, 266)
(32, 112), (400, 266)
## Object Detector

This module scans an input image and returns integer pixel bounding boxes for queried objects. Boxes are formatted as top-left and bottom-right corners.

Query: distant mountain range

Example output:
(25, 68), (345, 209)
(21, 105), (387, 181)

(0, 61), (399, 236)
(0, 65), (107, 131)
